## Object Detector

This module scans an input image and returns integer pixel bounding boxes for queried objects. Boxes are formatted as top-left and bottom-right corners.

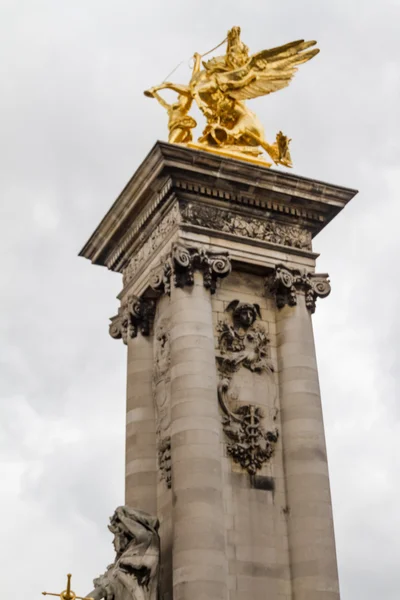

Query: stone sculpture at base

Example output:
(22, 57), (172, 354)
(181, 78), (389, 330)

(86, 506), (159, 600)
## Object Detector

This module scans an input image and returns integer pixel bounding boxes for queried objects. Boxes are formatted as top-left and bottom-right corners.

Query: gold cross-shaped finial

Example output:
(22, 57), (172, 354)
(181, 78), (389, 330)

(42, 573), (93, 600)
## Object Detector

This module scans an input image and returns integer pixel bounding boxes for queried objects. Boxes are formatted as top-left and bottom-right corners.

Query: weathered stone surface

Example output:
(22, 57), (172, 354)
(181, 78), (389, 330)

(86, 506), (159, 600)
(80, 144), (358, 600)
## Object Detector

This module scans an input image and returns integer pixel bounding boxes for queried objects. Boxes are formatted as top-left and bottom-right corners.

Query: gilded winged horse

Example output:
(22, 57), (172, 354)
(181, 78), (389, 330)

(145, 26), (319, 167)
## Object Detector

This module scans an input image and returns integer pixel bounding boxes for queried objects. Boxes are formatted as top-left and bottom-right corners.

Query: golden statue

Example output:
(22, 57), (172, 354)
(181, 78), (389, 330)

(145, 26), (319, 167)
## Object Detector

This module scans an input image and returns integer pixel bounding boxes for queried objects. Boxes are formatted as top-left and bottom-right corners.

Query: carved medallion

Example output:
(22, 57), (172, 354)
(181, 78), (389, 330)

(216, 300), (278, 475)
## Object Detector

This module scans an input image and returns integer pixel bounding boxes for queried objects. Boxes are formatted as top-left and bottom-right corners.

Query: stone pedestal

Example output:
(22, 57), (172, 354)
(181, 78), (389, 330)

(80, 142), (357, 600)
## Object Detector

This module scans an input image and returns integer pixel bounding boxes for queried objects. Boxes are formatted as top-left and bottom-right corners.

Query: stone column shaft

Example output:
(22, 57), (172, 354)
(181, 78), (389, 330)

(276, 293), (339, 600)
(170, 271), (228, 600)
(125, 334), (157, 514)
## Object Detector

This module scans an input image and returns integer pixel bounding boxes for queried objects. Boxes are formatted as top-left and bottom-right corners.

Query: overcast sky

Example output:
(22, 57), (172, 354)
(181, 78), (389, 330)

(1, 0), (400, 598)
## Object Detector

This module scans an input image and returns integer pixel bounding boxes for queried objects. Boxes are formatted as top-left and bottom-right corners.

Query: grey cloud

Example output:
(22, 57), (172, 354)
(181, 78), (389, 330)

(1, 0), (399, 598)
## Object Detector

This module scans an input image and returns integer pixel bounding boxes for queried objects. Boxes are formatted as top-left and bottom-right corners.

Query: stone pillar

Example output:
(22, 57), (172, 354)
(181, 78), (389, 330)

(161, 245), (230, 600)
(271, 265), (339, 600)
(109, 295), (158, 514)
(80, 142), (358, 600)
(125, 333), (157, 513)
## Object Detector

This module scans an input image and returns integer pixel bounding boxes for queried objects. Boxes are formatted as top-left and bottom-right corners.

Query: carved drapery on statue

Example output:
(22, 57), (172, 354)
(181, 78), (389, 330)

(150, 242), (231, 295)
(216, 300), (278, 475)
(266, 264), (331, 313)
(86, 506), (160, 600)
(109, 297), (156, 344)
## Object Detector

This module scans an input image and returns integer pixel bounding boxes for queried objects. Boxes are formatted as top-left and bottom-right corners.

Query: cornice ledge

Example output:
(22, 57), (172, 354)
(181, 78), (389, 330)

(156, 141), (358, 208)
(79, 141), (358, 269)
(79, 143), (167, 264)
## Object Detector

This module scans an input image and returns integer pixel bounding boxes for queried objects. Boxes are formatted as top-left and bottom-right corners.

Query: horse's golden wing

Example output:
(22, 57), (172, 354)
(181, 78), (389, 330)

(216, 40), (319, 101)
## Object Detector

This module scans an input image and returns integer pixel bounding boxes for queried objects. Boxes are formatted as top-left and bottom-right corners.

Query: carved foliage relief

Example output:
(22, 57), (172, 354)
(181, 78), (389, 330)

(123, 203), (181, 286)
(181, 202), (312, 251)
(216, 300), (278, 475)
(267, 264), (331, 313)
(153, 315), (172, 489)
(158, 436), (171, 489)
(151, 242), (231, 295)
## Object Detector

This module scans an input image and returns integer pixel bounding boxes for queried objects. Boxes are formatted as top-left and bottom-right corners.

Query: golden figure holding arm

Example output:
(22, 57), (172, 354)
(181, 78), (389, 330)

(144, 26), (319, 168)
(144, 87), (196, 144)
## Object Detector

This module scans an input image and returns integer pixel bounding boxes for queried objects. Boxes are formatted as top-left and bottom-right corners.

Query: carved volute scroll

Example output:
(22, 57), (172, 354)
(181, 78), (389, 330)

(267, 264), (331, 313)
(86, 506), (160, 600)
(109, 296), (156, 344)
(150, 242), (231, 296)
(216, 300), (278, 475)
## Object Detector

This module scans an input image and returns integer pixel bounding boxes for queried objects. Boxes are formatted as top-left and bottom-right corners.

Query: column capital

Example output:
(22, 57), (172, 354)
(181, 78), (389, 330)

(267, 264), (331, 313)
(150, 242), (231, 295)
(109, 295), (156, 344)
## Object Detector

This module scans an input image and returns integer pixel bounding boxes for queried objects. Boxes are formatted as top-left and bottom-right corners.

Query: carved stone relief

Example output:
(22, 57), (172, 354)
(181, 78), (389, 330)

(216, 300), (278, 475)
(87, 506), (160, 600)
(158, 436), (171, 489)
(109, 296), (156, 344)
(267, 264), (331, 313)
(150, 242), (231, 295)
(181, 202), (312, 251)
(153, 315), (172, 489)
(123, 203), (181, 286)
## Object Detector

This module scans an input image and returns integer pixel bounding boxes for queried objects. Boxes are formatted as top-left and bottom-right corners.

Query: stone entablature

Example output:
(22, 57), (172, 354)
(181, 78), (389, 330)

(79, 142), (357, 278)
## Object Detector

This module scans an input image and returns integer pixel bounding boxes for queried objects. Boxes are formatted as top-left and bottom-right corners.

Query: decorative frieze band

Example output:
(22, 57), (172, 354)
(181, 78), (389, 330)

(181, 202), (312, 251)
(150, 243), (231, 295)
(267, 264), (331, 313)
(109, 296), (156, 344)
(121, 200), (314, 289)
